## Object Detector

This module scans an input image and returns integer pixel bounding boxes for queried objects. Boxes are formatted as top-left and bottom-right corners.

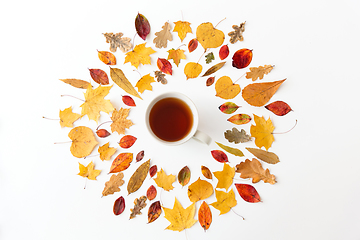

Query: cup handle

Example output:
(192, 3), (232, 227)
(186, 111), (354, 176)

(193, 130), (212, 145)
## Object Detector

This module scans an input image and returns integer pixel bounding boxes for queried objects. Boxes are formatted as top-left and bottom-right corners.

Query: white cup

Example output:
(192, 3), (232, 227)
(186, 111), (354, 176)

(145, 92), (211, 145)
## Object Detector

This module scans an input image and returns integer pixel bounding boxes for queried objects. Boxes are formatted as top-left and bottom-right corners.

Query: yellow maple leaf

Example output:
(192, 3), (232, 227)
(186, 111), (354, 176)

(135, 74), (156, 93)
(250, 115), (275, 150)
(213, 163), (235, 191)
(154, 168), (175, 191)
(210, 189), (237, 215)
(80, 85), (114, 123)
(68, 126), (98, 158)
(98, 142), (116, 161)
(110, 108), (134, 135)
(59, 107), (81, 128)
(173, 21), (192, 42)
(78, 161), (101, 180)
(167, 48), (186, 67)
(124, 43), (156, 68)
(235, 158), (276, 184)
(184, 62), (202, 79)
(187, 177), (213, 203)
(163, 197), (197, 231)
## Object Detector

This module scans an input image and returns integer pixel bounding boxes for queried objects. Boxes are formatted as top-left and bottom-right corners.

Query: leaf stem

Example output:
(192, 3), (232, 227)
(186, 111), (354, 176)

(233, 72), (246, 84)
(197, 50), (207, 64)
(54, 141), (72, 144)
(231, 208), (245, 220)
(96, 121), (112, 130)
(215, 17), (226, 28)
(42, 116), (60, 121)
(273, 119), (298, 134)
(61, 95), (85, 102)
(176, 44), (186, 50)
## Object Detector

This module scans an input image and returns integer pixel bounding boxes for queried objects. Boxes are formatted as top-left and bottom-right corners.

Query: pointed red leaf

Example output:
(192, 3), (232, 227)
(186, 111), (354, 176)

(219, 45), (229, 60)
(211, 150), (228, 163)
(135, 13), (150, 40)
(149, 165), (157, 178)
(122, 95), (136, 107)
(157, 58), (172, 75)
(113, 196), (125, 215)
(96, 129), (111, 138)
(136, 150), (144, 162)
(119, 135), (137, 148)
(188, 38), (198, 52)
(235, 183), (261, 203)
(89, 68), (109, 85)
(146, 185), (157, 201)
(148, 201), (161, 223)
(265, 101), (292, 116)
(232, 48), (253, 69)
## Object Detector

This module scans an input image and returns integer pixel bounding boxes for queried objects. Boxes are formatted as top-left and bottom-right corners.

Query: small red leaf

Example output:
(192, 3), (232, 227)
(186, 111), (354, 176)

(119, 135), (137, 148)
(211, 150), (228, 163)
(148, 201), (161, 223)
(135, 13), (150, 40)
(146, 185), (157, 201)
(122, 95), (136, 107)
(149, 165), (157, 178)
(188, 38), (198, 52)
(89, 68), (109, 85)
(232, 48), (253, 69)
(227, 114), (251, 125)
(157, 58), (172, 75)
(265, 101), (292, 116)
(219, 45), (229, 60)
(96, 129), (110, 138)
(136, 150), (144, 162)
(206, 77), (215, 87)
(235, 183), (261, 203)
(113, 196), (125, 215)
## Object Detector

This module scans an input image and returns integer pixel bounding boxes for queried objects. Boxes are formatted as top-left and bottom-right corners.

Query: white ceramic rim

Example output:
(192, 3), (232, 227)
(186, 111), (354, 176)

(145, 92), (199, 146)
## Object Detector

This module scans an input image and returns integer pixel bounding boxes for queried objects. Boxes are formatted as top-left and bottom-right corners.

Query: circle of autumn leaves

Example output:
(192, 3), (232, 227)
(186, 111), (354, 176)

(55, 13), (292, 232)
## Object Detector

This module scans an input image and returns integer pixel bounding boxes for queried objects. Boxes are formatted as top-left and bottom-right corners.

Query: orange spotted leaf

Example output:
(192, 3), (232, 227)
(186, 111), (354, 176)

(109, 152), (133, 173)
(198, 201), (212, 231)
(119, 135), (137, 148)
(146, 185), (157, 201)
(201, 166), (213, 180)
(98, 50), (116, 65)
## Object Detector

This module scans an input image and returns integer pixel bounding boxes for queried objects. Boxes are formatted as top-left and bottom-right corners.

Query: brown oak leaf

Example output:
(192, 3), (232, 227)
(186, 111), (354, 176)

(154, 70), (167, 84)
(130, 195), (147, 219)
(228, 22), (246, 44)
(103, 32), (132, 53)
(153, 22), (173, 48)
(235, 158), (276, 184)
(102, 172), (125, 197)
(224, 128), (251, 144)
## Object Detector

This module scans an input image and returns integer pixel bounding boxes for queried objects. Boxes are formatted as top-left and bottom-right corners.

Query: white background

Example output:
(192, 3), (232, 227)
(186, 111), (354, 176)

(1, 0), (360, 239)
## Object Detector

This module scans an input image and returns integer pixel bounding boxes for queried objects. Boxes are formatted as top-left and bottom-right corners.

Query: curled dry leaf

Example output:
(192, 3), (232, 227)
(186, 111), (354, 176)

(215, 76), (241, 99)
(89, 69), (109, 85)
(157, 58), (173, 75)
(213, 163), (235, 191)
(235, 183), (261, 203)
(246, 147), (279, 164)
(201, 166), (213, 180)
(242, 79), (286, 107)
(113, 196), (125, 215)
(122, 95), (136, 107)
(77, 161), (101, 180)
(119, 135), (137, 149)
(178, 166), (191, 187)
(232, 48), (253, 69)
(146, 185), (157, 201)
(227, 114), (252, 125)
(110, 67), (142, 99)
(127, 159), (150, 195)
(211, 150), (228, 163)
(136, 150), (144, 162)
(59, 79), (91, 89)
(109, 152), (133, 173)
(265, 100), (292, 116)
(219, 102), (239, 114)
(96, 129), (110, 138)
(219, 44), (229, 60)
(98, 142), (116, 161)
(59, 107), (81, 128)
(187, 178), (213, 203)
(153, 22), (173, 48)
(68, 126), (98, 158)
(206, 77), (215, 87)
(102, 172), (125, 197)
(130, 195), (147, 219)
(196, 22), (225, 50)
(173, 21), (192, 42)
(184, 62), (202, 79)
(202, 61), (226, 77)
(188, 38), (198, 52)
(224, 128), (251, 144)
(215, 142), (244, 157)
(97, 50), (116, 65)
(148, 201), (162, 223)
(198, 201), (212, 231)
(246, 65), (274, 81)
(103, 32), (132, 53)
(235, 158), (276, 184)
(135, 13), (150, 40)
(228, 22), (246, 44)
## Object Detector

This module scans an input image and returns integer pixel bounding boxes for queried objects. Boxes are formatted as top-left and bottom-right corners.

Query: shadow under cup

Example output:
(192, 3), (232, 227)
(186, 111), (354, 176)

(145, 92), (199, 145)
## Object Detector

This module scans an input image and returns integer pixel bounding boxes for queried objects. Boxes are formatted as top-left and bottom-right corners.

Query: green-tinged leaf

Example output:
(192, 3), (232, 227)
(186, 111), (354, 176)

(219, 102), (239, 114)
(178, 166), (191, 187)
(215, 142), (244, 157)
(227, 114), (251, 125)
(202, 62), (226, 77)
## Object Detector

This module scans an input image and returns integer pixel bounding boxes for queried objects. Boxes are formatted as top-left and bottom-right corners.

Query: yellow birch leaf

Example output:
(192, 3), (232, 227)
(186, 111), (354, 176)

(213, 163), (235, 191)
(215, 76), (241, 99)
(59, 79), (91, 89)
(68, 126), (98, 158)
(210, 189), (237, 215)
(135, 74), (156, 93)
(184, 62), (202, 79)
(78, 161), (101, 180)
(167, 48), (186, 67)
(173, 21), (192, 42)
(124, 43), (156, 68)
(196, 22), (225, 50)
(110, 108), (134, 135)
(98, 142), (116, 161)
(154, 168), (175, 191)
(80, 85), (114, 123)
(250, 115), (275, 150)
(187, 178), (213, 203)
(110, 67), (142, 99)
(163, 197), (197, 232)
(59, 107), (81, 128)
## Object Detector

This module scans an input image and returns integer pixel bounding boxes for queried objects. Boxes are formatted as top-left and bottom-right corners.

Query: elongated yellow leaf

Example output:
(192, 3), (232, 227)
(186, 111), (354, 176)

(110, 67), (142, 99)
(215, 142), (244, 157)
(202, 62), (226, 77)
(127, 159), (150, 194)
(246, 147), (279, 164)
